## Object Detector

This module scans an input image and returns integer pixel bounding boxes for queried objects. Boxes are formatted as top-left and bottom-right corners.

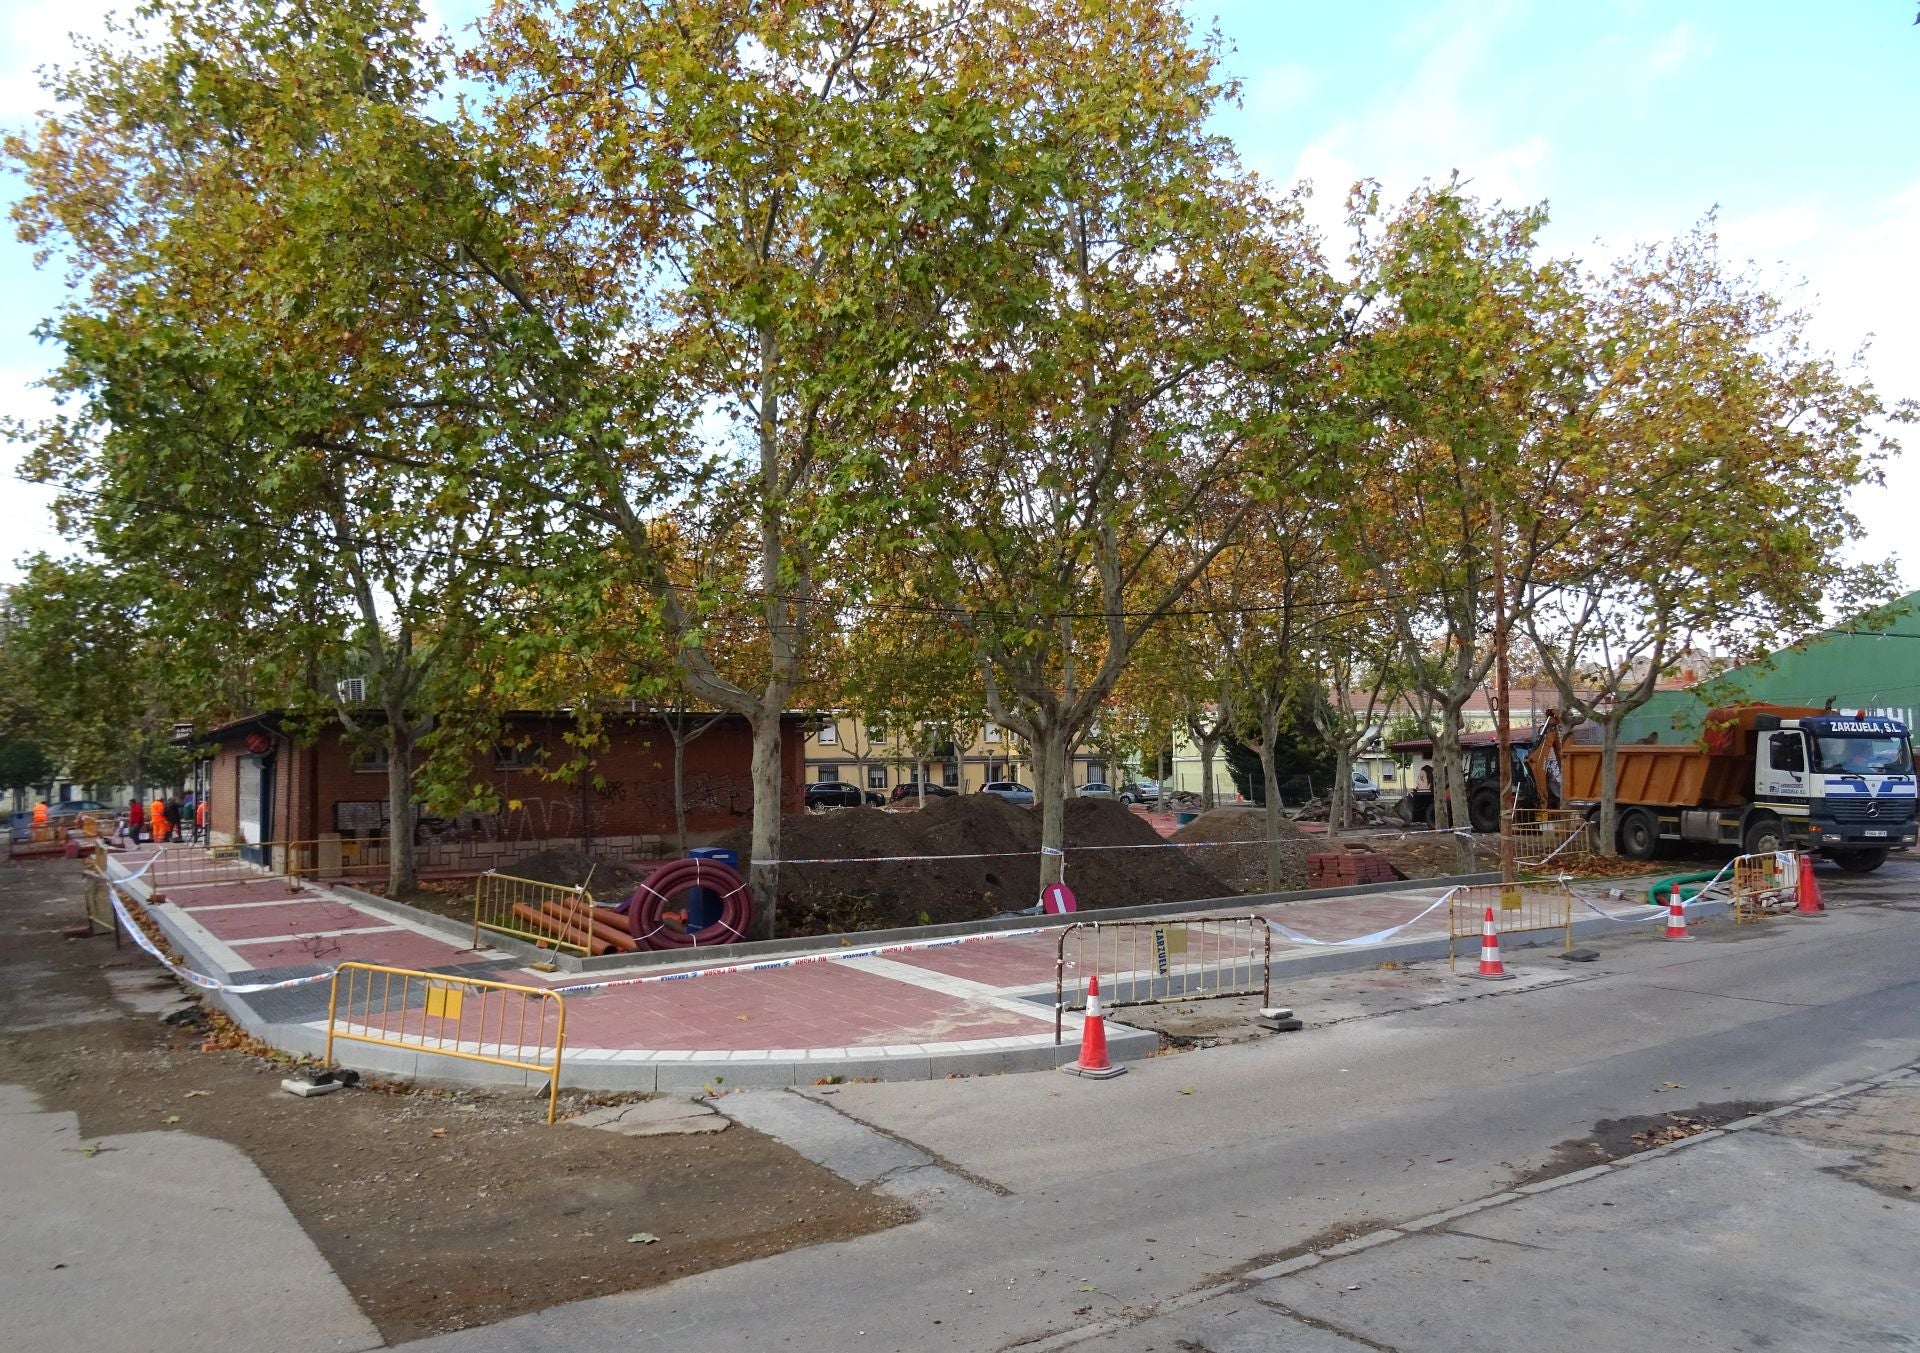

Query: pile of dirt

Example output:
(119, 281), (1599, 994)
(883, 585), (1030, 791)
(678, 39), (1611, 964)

(715, 796), (1233, 935)
(510, 846), (645, 902)
(1169, 807), (1311, 894)
(1368, 829), (1491, 879)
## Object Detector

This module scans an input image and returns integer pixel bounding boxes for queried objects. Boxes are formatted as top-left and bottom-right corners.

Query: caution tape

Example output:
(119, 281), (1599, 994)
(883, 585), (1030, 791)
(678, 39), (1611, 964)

(104, 880), (338, 995)
(1261, 891), (1456, 947)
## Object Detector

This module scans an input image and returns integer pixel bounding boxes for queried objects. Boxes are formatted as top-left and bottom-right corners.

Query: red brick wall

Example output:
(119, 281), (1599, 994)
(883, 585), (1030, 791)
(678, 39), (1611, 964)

(209, 714), (805, 843)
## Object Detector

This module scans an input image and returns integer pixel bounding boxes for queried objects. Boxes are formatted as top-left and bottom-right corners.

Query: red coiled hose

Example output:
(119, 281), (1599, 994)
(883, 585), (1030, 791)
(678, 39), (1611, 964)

(627, 857), (755, 950)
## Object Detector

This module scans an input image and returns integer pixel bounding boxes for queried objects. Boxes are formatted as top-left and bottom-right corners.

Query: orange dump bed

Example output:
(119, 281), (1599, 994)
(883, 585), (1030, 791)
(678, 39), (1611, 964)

(1560, 743), (1753, 809)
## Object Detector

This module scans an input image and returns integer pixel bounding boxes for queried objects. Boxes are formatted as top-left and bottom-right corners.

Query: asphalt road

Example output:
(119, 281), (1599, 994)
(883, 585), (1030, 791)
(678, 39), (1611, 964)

(404, 860), (1920, 1353)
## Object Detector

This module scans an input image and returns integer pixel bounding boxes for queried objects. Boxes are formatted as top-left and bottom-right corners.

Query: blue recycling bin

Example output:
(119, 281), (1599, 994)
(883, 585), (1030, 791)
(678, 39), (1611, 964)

(685, 846), (740, 931)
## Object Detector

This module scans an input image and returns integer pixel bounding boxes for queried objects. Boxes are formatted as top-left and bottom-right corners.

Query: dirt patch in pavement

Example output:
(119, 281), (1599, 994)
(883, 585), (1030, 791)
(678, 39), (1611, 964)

(0, 859), (910, 1342)
(1776, 1083), (1920, 1201)
(1519, 1098), (1780, 1186)
(716, 796), (1233, 935)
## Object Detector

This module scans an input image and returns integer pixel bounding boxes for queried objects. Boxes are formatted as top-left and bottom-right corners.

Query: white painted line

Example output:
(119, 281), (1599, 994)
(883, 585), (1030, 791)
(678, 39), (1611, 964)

(229, 925), (405, 947)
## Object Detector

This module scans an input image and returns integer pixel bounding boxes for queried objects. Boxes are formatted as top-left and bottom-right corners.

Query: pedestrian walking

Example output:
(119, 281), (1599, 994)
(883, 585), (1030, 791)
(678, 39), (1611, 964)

(162, 796), (183, 844)
(126, 797), (145, 844)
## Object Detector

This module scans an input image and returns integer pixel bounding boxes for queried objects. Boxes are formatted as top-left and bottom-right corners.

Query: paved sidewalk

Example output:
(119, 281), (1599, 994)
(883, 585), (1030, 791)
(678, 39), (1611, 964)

(106, 845), (1675, 1091)
(0, 1083), (379, 1353)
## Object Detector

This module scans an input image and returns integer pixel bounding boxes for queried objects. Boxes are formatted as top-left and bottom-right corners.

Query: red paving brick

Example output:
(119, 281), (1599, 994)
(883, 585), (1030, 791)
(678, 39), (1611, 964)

(194, 901), (393, 941)
(126, 844), (1499, 1055)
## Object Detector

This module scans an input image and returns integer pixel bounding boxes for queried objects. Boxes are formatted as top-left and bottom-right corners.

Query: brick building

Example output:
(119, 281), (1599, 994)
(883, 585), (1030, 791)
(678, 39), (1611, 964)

(196, 710), (806, 854)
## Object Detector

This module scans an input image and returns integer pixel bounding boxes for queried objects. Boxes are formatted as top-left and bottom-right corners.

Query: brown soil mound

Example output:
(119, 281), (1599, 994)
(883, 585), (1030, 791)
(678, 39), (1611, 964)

(715, 796), (1232, 936)
(1170, 807), (1311, 894)
(510, 847), (644, 902)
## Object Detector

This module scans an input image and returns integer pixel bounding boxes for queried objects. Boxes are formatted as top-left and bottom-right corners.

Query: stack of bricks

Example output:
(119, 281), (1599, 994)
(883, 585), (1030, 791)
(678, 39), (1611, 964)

(1306, 850), (1398, 889)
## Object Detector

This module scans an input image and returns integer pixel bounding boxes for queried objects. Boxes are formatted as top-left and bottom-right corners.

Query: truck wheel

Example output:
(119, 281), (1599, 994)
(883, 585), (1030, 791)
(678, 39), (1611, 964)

(1742, 815), (1785, 856)
(1468, 789), (1501, 835)
(1617, 809), (1659, 860)
(1830, 849), (1889, 874)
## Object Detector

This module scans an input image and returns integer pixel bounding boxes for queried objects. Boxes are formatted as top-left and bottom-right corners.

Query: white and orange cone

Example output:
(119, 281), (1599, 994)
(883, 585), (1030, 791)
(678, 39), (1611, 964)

(1795, 852), (1825, 915)
(1664, 885), (1692, 940)
(1469, 906), (1516, 981)
(1061, 974), (1127, 1079)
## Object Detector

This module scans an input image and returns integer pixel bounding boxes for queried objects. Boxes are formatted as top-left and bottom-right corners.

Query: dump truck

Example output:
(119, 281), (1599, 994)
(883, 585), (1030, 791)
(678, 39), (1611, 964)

(1522, 704), (1916, 871)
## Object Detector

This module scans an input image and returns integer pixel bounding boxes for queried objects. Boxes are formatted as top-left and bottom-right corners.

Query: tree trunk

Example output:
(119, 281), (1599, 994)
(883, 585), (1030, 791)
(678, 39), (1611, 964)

(1434, 704), (1476, 871)
(1258, 707), (1285, 892)
(1198, 736), (1219, 811)
(917, 756), (927, 808)
(746, 707), (784, 941)
(1032, 721), (1070, 891)
(1331, 744), (1354, 832)
(1598, 714), (1622, 859)
(385, 729), (418, 896)
(672, 732), (689, 856)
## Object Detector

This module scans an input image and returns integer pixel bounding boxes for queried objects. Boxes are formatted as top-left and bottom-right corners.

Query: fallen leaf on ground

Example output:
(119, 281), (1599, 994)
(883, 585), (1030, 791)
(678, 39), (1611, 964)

(430, 1128), (447, 1138)
(628, 1232), (659, 1245)
(1078, 1282), (1098, 1292)
(1179, 1088), (1194, 1096)
(183, 1090), (211, 1098)
(161, 1114), (180, 1124)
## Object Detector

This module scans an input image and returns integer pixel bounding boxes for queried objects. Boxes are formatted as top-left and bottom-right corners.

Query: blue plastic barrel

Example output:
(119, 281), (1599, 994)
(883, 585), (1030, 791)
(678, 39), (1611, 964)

(685, 846), (740, 930)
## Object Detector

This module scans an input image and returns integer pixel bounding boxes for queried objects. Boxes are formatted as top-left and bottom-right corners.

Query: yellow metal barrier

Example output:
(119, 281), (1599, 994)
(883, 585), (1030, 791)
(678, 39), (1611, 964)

(1732, 851), (1799, 923)
(325, 962), (568, 1123)
(1053, 915), (1271, 1043)
(1447, 879), (1575, 970)
(471, 871), (595, 956)
(1509, 809), (1593, 867)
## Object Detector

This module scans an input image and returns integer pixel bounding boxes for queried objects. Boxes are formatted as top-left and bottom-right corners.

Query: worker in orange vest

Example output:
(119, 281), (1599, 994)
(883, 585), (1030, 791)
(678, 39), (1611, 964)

(150, 794), (168, 843)
(194, 797), (208, 844)
(32, 801), (48, 829)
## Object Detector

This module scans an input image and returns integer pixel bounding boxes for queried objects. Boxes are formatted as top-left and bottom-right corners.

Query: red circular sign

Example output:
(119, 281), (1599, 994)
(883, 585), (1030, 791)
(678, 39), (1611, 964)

(244, 731), (272, 756)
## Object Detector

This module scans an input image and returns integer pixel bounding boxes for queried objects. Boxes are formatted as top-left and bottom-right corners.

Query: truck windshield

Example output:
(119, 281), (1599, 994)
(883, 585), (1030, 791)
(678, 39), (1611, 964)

(1812, 737), (1914, 776)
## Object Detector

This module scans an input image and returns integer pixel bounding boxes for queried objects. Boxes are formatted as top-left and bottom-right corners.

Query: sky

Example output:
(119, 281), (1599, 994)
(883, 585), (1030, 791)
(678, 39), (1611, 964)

(1, 0), (1915, 591)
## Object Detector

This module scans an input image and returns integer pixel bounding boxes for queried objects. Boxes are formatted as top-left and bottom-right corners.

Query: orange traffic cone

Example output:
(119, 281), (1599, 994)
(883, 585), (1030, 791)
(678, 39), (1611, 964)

(1664, 885), (1692, 940)
(1796, 852), (1825, 915)
(1469, 906), (1516, 981)
(1061, 974), (1127, 1079)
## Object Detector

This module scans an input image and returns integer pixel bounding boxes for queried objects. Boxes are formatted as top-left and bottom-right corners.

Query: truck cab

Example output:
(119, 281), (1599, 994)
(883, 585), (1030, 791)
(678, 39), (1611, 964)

(1751, 713), (1917, 868)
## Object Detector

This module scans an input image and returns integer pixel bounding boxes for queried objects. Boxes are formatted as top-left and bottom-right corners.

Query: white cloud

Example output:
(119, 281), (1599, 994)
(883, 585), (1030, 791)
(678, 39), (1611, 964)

(0, 368), (77, 584)
(1645, 22), (1705, 78)
(0, 0), (119, 126)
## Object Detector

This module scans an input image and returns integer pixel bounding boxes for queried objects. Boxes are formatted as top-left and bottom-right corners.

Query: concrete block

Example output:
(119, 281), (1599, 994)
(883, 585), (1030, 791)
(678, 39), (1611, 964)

(1399, 1192), (1522, 1231)
(1516, 1164), (1612, 1195)
(1243, 1253), (1323, 1282)
(1318, 1229), (1404, 1258)
(655, 1060), (799, 1092)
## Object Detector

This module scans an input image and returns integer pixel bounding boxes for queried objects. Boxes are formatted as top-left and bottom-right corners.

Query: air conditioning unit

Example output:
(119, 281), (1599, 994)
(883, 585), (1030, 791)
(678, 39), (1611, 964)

(336, 677), (367, 704)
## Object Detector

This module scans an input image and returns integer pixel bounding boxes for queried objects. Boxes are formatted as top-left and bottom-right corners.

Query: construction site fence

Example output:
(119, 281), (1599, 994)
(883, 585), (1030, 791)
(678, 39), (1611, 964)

(471, 871), (596, 957)
(326, 962), (568, 1124)
(82, 844), (119, 942)
(1508, 808), (1594, 867)
(1446, 879), (1575, 970)
(1730, 850), (1801, 923)
(1055, 914), (1270, 1044)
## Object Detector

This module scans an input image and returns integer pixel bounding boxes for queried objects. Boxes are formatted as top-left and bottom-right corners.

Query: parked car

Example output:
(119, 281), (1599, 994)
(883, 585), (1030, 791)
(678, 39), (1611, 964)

(889, 782), (957, 802)
(1350, 771), (1381, 802)
(980, 781), (1036, 806)
(804, 781), (866, 809)
(46, 799), (111, 820)
(1077, 782), (1116, 799)
(1118, 779), (1160, 805)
